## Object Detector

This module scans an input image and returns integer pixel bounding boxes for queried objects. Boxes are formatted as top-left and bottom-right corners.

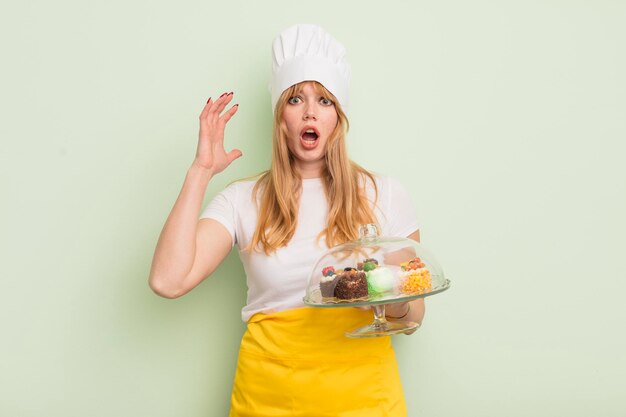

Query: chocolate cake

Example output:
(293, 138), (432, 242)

(334, 269), (368, 300)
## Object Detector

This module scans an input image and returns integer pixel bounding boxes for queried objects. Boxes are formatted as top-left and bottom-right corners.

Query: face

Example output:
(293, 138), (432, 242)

(280, 82), (339, 178)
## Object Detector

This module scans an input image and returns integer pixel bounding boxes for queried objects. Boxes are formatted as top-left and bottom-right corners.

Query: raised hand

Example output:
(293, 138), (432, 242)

(194, 92), (242, 174)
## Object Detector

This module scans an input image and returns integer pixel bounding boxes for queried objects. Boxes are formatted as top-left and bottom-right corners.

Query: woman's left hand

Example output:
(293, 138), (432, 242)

(385, 302), (410, 319)
(356, 301), (408, 316)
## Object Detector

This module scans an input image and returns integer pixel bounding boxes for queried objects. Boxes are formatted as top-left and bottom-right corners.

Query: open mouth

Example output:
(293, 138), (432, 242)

(300, 127), (320, 149)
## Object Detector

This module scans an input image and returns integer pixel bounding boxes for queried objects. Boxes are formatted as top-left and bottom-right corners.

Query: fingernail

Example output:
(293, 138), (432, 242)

(206, 97), (211, 103)
(234, 103), (239, 107)
(220, 92), (227, 98)
(227, 92), (233, 96)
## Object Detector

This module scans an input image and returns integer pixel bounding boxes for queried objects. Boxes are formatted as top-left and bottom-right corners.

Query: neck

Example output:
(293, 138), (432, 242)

(294, 160), (324, 179)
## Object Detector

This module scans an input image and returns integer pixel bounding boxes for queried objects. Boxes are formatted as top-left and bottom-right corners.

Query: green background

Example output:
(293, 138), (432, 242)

(2, 1), (625, 415)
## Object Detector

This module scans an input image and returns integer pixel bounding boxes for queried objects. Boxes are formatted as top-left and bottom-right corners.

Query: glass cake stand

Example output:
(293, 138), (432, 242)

(303, 224), (451, 338)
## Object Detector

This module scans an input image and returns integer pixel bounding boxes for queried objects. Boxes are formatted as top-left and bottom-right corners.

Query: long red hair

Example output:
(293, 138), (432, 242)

(247, 81), (379, 254)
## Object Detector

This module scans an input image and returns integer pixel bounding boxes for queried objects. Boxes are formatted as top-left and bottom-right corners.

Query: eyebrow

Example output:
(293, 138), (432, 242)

(295, 84), (325, 95)
(294, 89), (326, 97)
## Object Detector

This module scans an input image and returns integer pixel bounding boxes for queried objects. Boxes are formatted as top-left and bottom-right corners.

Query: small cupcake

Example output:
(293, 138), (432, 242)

(320, 266), (338, 298)
(366, 267), (395, 294)
(399, 258), (432, 294)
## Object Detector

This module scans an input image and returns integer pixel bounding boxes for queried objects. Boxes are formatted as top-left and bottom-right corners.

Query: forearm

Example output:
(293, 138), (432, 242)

(148, 162), (213, 296)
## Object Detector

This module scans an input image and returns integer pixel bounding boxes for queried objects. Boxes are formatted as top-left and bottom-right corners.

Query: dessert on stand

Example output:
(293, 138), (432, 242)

(303, 224), (451, 338)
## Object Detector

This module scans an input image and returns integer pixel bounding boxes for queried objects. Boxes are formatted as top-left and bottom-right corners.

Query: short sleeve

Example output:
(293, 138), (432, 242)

(199, 183), (238, 247)
(383, 176), (420, 238)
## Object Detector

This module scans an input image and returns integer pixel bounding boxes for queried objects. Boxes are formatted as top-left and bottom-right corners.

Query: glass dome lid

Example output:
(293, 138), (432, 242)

(304, 224), (450, 308)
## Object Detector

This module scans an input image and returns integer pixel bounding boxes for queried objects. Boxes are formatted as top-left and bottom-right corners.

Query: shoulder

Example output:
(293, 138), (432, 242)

(219, 177), (260, 200)
(368, 173), (419, 237)
(363, 173), (416, 221)
(202, 178), (259, 216)
(360, 172), (407, 196)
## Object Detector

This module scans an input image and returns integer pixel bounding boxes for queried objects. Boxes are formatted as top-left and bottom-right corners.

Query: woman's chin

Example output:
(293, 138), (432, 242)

(292, 152), (326, 172)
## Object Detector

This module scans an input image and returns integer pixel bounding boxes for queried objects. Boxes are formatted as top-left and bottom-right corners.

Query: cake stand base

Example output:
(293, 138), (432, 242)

(345, 320), (419, 338)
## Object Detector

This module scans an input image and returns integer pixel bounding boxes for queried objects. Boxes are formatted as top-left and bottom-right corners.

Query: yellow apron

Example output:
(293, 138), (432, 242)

(229, 307), (407, 417)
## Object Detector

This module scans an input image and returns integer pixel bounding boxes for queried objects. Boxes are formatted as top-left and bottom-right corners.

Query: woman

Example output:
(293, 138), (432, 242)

(149, 24), (424, 416)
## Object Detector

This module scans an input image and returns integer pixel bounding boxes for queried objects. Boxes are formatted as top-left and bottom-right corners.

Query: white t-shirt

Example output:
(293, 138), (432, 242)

(200, 174), (419, 322)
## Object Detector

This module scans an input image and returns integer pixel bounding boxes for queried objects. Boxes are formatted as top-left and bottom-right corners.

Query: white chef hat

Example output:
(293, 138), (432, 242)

(270, 24), (351, 114)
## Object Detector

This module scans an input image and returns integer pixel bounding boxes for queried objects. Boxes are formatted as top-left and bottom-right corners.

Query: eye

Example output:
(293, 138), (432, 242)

(288, 96), (302, 104)
(320, 97), (334, 106)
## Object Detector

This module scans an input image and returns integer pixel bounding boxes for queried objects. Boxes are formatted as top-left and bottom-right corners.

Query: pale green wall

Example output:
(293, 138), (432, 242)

(2, 1), (625, 416)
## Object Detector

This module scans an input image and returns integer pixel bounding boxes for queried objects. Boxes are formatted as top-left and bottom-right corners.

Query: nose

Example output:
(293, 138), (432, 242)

(303, 104), (317, 120)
